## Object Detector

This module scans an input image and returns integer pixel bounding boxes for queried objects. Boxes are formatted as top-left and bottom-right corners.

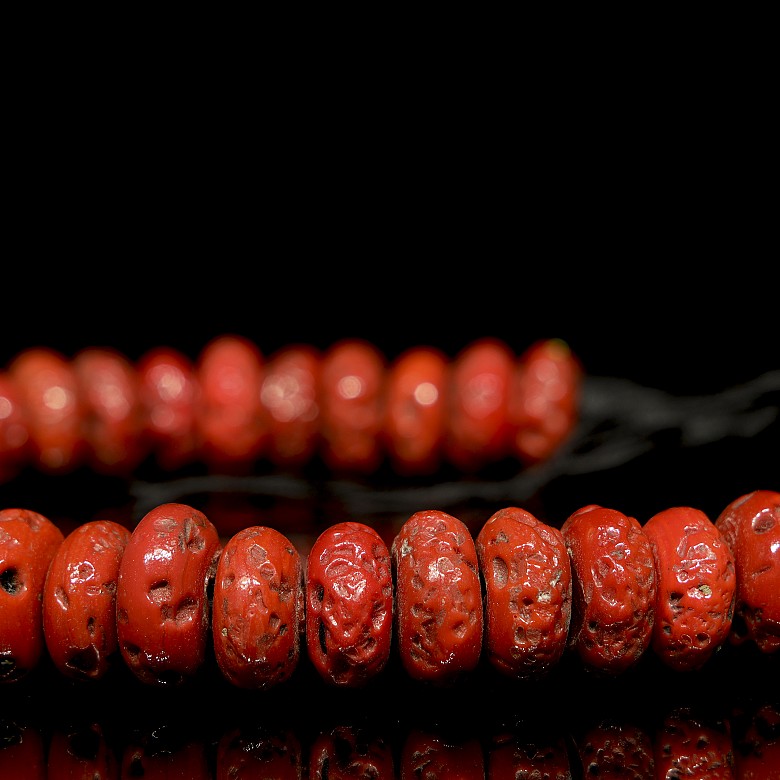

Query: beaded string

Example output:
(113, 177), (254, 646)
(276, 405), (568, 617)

(0, 335), (582, 484)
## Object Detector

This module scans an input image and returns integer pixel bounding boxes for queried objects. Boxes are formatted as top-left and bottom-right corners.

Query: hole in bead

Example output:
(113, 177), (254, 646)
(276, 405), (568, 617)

(175, 597), (197, 623)
(149, 580), (171, 604)
(752, 510), (776, 533)
(491, 556), (508, 588)
(66, 646), (100, 676)
(318, 619), (328, 656)
(0, 568), (22, 595)
(55, 585), (69, 610)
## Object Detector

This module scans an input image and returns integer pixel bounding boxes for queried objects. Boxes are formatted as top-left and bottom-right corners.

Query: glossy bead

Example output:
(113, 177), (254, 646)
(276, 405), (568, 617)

(445, 337), (514, 471)
(0, 373), (30, 482)
(382, 345), (448, 475)
(509, 338), (582, 464)
(318, 339), (386, 473)
(476, 506), (571, 679)
(137, 346), (199, 471)
(195, 335), (267, 471)
(392, 509), (483, 685)
(115, 503), (221, 687)
(644, 505), (736, 671)
(561, 504), (656, 674)
(261, 344), (321, 468)
(73, 347), (146, 475)
(212, 526), (304, 690)
(0, 508), (64, 682)
(42, 519), (131, 680)
(715, 489), (780, 653)
(8, 348), (85, 473)
(306, 521), (393, 687)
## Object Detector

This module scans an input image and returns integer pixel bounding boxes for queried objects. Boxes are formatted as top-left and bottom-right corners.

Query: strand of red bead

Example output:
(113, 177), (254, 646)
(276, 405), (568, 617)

(1, 490), (777, 691)
(0, 336), (582, 482)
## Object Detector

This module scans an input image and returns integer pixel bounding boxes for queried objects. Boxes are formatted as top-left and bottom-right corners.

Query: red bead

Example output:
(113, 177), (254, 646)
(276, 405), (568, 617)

(318, 339), (386, 473)
(476, 506), (571, 679)
(392, 509), (483, 684)
(715, 489), (780, 653)
(382, 345), (448, 475)
(261, 344), (321, 468)
(195, 335), (267, 471)
(72, 347), (146, 475)
(644, 505), (735, 671)
(8, 348), (85, 473)
(115, 503), (221, 687)
(305, 521), (393, 687)
(137, 346), (199, 471)
(0, 508), (64, 682)
(0, 372), (30, 482)
(445, 338), (514, 471)
(509, 338), (582, 464)
(212, 525), (304, 689)
(42, 519), (131, 680)
(561, 504), (656, 674)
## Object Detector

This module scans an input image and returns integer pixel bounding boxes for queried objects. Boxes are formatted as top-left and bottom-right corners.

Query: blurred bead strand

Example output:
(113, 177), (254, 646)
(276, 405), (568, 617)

(0, 335), (583, 481)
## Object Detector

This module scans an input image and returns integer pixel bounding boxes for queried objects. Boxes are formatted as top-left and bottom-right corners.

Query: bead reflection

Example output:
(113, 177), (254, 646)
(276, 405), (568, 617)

(730, 702), (780, 779)
(121, 725), (210, 780)
(216, 724), (303, 780)
(0, 722), (46, 780)
(401, 728), (485, 779)
(309, 725), (394, 779)
(48, 722), (118, 780)
(573, 719), (654, 779)
(653, 706), (735, 779)
(487, 728), (571, 779)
